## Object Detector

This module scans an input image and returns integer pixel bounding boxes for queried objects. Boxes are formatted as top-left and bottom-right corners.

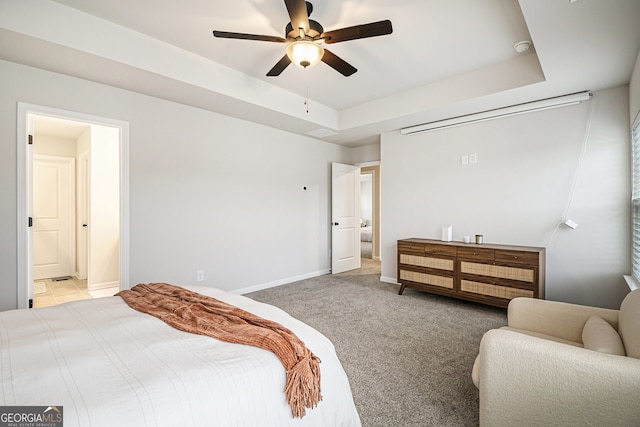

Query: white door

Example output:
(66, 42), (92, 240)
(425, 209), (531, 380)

(33, 155), (76, 280)
(331, 162), (361, 274)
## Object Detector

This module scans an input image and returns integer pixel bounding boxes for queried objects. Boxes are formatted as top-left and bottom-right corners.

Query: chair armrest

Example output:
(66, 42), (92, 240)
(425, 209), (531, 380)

(507, 297), (619, 343)
(477, 329), (640, 427)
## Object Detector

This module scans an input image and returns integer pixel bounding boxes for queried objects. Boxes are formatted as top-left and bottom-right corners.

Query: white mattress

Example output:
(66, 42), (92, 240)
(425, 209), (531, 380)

(0, 286), (361, 427)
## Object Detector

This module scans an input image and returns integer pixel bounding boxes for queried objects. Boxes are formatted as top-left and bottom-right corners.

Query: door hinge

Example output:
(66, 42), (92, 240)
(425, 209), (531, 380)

(28, 134), (33, 145)
(28, 217), (33, 227)
(29, 299), (33, 309)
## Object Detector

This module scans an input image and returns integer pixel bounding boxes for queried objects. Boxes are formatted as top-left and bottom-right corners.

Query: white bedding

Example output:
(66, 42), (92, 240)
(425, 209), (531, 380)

(0, 286), (361, 427)
(360, 227), (372, 242)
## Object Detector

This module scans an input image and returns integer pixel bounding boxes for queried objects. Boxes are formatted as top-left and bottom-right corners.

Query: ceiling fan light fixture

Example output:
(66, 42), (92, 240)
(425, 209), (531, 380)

(286, 40), (324, 68)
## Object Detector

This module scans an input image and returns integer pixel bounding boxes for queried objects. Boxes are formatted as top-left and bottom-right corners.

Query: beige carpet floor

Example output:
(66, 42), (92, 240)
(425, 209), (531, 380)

(248, 270), (507, 426)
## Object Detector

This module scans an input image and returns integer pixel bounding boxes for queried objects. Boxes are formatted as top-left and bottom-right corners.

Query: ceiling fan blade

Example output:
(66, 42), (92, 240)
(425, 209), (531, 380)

(321, 20), (393, 44)
(267, 54), (292, 76)
(213, 30), (287, 43)
(284, 0), (311, 35)
(321, 49), (357, 77)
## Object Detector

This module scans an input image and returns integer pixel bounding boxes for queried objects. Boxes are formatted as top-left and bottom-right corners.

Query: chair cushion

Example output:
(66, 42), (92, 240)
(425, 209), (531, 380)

(619, 289), (640, 359)
(582, 315), (625, 356)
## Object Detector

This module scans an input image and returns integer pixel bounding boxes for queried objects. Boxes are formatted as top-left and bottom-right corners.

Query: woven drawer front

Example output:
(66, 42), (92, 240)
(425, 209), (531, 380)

(460, 261), (534, 283)
(399, 254), (454, 271)
(400, 270), (454, 289)
(461, 280), (534, 299)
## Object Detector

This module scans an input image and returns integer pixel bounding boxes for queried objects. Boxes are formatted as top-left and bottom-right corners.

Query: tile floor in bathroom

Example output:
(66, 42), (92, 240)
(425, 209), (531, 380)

(33, 277), (119, 308)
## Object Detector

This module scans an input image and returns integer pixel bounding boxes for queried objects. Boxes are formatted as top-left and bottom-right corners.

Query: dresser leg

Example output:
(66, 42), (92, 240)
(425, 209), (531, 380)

(398, 283), (406, 295)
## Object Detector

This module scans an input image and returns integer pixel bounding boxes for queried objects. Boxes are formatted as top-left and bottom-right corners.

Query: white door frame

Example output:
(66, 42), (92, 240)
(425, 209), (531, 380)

(77, 151), (89, 281)
(17, 102), (130, 309)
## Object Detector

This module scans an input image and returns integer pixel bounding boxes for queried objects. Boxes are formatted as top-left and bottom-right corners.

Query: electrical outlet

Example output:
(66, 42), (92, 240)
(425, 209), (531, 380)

(197, 270), (204, 282)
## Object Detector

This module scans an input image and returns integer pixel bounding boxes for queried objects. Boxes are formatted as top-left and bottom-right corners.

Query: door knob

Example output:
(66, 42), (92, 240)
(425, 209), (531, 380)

(333, 222), (339, 226)
(82, 224), (88, 227)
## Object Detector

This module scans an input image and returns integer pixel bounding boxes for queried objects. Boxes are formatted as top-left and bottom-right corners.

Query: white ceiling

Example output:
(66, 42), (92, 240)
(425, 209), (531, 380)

(33, 115), (90, 140)
(2, 0), (639, 146)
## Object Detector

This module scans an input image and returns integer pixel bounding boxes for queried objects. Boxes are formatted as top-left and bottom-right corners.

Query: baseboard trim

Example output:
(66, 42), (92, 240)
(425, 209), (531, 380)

(380, 276), (400, 286)
(88, 280), (120, 292)
(232, 269), (331, 295)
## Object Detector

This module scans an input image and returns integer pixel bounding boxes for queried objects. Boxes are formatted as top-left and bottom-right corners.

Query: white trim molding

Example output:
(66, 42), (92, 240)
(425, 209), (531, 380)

(624, 275), (639, 291)
(401, 91), (593, 135)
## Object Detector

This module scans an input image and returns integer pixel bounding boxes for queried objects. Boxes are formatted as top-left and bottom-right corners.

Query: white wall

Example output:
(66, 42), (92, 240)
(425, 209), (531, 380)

(33, 134), (76, 157)
(352, 143), (380, 164)
(0, 59), (351, 311)
(3, 56), (636, 311)
(381, 86), (631, 309)
(88, 125), (120, 290)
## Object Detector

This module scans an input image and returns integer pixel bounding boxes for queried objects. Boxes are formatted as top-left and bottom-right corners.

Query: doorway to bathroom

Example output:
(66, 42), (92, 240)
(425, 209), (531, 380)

(17, 103), (130, 309)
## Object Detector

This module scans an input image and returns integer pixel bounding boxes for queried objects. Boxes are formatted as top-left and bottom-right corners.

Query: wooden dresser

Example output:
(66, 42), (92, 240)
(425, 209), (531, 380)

(397, 238), (545, 308)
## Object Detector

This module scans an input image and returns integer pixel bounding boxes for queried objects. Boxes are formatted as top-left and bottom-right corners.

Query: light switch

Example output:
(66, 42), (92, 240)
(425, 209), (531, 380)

(461, 154), (469, 166)
(469, 153), (477, 164)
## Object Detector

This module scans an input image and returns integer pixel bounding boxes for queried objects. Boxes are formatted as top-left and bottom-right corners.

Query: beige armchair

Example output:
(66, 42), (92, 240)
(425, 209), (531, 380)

(472, 289), (640, 426)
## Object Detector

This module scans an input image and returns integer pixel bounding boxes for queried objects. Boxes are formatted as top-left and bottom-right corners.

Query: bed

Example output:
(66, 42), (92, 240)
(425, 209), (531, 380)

(360, 226), (372, 242)
(0, 285), (361, 426)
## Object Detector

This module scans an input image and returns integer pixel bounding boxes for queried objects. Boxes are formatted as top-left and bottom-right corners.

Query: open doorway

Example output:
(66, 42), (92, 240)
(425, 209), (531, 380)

(359, 164), (381, 276)
(360, 165), (380, 260)
(360, 173), (373, 259)
(337, 164), (380, 277)
(17, 103), (130, 309)
(32, 116), (120, 307)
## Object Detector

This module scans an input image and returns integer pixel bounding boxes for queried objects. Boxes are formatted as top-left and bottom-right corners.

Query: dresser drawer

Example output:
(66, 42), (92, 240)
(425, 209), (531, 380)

(398, 241), (425, 254)
(457, 247), (494, 262)
(400, 269), (454, 289)
(495, 250), (539, 266)
(423, 243), (457, 257)
(460, 261), (535, 283)
(399, 254), (454, 271)
(460, 279), (534, 299)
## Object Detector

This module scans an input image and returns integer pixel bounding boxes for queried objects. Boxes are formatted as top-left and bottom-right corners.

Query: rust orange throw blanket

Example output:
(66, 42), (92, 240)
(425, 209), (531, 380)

(117, 283), (322, 418)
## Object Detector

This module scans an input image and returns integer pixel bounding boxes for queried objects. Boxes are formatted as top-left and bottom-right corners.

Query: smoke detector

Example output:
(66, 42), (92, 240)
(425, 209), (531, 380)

(514, 40), (531, 53)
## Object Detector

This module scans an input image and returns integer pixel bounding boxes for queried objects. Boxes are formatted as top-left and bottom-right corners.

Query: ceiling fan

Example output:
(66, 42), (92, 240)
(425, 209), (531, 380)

(212, 0), (393, 77)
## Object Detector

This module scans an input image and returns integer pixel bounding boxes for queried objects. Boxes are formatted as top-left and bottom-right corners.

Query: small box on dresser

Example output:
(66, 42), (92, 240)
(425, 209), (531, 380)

(397, 238), (545, 308)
